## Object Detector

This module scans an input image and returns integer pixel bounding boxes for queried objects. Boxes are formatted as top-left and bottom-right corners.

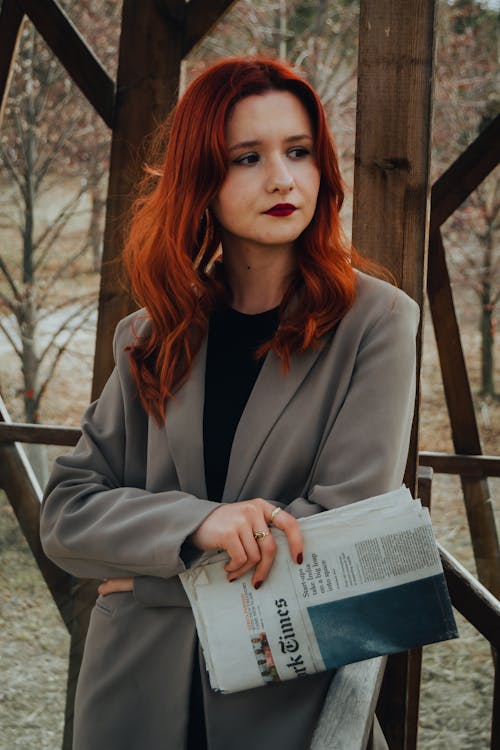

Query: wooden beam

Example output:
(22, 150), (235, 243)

(0, 396), (72, 631)
(17, 0), (114, 127)
(183, 0), (238, 56)
(430, 114), (500, 233)
(353, 2), (437, 747)
(92, 0), (184, 398)
(493, 653), (500, 750)
(439, 545), (500, 650)
(419, 451), (500, 478)
(310, 657), (387, 750)
(427, 231), (475, 446)
(0, 0), (24, 129)
(427, 229), (500, 599)
(353, 0), (436, 302)
(0, 422), (80, 446)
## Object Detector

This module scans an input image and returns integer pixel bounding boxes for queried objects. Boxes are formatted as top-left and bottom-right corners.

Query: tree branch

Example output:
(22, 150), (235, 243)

(33, 183), (89, 264)
(35, 303), (96, 409)
(37, 241), (93, 308)
(0, 254), (21, 300)
(0, 318), (22, 359)
(37, 297), (96, 367)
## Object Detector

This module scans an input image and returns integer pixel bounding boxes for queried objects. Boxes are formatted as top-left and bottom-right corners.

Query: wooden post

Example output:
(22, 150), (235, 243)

(91, 0), (238, 399)
(352, 1), (436, 747)
(91, 0), (185, 399)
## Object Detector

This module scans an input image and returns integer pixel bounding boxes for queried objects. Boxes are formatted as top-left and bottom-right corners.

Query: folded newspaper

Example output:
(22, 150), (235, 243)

(180, 487), (458, 693)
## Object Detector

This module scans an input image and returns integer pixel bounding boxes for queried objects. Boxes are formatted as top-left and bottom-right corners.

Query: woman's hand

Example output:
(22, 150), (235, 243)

(189, 499), (303, 589)
(98, 578), (134, 596)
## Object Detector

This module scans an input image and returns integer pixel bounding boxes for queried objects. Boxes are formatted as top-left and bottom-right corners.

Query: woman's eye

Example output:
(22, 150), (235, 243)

(288, 147), (310, 159)
(233, 153), (259, 166)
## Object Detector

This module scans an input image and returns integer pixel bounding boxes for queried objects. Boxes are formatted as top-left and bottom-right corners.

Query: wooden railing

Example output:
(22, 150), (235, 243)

(0, 413), (499, 749)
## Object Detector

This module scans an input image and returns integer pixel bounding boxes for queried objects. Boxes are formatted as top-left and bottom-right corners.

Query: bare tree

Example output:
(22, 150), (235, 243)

(185, 0), (359, 156)
(0, 2), (119, 478)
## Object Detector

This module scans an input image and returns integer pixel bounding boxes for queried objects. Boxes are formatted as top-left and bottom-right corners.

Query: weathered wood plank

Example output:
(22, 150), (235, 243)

(430, 114), (500, 233)
(427, 229), (500, 599)
(92, 0), (184, 398)
(183, 0), (238, 55)
(353, 2), (436, 747)
(492, 652), (499, 750)
(428, 230), (482, 450)
(417, 465), (433, 509)
(439, 545), (500, 650)
(310, 657), (387, 750)
(353, 0), (436, 302)
(17, 0), (114, 127)
(0, 0), (24, 129)
(0, 422), (80, 446)
(0, 397), (73, 631)
(419, 452), (500, 478)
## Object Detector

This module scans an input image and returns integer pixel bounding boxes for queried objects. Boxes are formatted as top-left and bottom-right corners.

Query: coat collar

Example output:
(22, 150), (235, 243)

(164, 333), (325, 503)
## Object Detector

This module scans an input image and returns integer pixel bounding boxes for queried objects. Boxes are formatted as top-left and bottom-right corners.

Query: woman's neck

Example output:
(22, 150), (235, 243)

(222, 241), (295, 315)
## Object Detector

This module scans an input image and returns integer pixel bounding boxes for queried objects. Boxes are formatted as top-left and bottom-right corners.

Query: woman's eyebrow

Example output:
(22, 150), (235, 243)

(228, 134), (313, 153)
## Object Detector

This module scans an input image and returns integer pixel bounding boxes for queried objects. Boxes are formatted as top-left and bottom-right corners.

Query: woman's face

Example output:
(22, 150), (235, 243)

(212, 90), (321, 258)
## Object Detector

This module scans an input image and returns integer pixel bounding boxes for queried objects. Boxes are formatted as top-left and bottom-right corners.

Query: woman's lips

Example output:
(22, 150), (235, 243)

(264, 203), (297, 217)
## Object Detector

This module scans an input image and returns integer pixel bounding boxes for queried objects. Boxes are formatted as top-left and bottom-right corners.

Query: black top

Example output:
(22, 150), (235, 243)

(203, 304), (280, 501)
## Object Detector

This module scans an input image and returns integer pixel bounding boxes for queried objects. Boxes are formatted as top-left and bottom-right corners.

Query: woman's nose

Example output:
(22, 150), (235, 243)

(266, 158), (294, 193)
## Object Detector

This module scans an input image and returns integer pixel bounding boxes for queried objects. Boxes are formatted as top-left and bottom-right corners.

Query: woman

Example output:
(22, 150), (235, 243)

(41, 58), (419, 750)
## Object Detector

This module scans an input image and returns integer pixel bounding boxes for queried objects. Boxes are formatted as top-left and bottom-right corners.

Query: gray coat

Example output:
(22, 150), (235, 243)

(40, 271), (420, 750)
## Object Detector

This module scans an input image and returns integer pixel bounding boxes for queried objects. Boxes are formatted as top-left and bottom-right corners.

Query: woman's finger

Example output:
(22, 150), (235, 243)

(98, 577), (134, 596)
(251, 530), (277, 588)
(224, 526), (261, 577)
(223, 533), (250, 574)
(268, 507), (303, 565)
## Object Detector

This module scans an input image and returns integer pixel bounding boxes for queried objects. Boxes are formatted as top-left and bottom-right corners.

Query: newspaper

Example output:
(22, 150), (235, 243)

(180, 487), (458, 693)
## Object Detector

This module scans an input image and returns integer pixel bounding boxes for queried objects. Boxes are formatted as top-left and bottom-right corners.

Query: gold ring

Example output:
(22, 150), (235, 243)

(269, 507), (282, 524)
(253, 530), (270, 541)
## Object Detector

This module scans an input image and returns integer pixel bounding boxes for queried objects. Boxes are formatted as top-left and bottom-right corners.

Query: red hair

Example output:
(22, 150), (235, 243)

(123, 57), (386, 424)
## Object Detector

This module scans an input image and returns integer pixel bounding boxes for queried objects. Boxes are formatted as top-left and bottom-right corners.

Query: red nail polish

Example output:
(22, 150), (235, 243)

(254, 581), (262, 590)
(297, 553), (303, 565)
(228, 577), (236, 583)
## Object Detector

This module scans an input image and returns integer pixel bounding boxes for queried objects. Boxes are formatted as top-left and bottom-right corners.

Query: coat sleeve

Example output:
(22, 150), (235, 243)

(39, 319), (221, 581)
(284, 288), (420, 518)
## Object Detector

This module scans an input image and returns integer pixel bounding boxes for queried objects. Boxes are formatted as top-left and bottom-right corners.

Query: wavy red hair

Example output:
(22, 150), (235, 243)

(123, 57), (387, 424)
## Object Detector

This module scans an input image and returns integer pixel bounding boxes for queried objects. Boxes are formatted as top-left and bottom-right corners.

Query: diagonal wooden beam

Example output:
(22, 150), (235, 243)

(182, 0), (238, 56)
(430, 114), (500, 233)
(0, 396), (73, 631)
(427, 229), (500, 599)
(17, 0), (115, 127)
(0, 0), (24, 129)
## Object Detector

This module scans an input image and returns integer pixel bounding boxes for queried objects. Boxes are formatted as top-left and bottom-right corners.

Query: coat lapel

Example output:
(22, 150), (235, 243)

(222, 344), (325, 501)
(164, 331), (326, 503)
(164, 335), (208, 498)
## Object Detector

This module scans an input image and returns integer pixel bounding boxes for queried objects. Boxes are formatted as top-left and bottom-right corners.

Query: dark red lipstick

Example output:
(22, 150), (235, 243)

(264, 203), (297, 217)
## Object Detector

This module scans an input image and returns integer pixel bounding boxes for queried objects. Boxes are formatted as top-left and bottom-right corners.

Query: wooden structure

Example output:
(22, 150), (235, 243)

(0, 0), (499, 748)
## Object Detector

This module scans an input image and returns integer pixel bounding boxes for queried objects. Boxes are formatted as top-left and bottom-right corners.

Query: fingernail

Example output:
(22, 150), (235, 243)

(254, 581), (262, 590)
(297, 553), (303, 565)
(228, 577), (236, 583)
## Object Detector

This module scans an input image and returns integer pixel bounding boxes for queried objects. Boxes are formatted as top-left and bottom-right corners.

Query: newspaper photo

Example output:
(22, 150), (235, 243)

(180, 487), (458, 693)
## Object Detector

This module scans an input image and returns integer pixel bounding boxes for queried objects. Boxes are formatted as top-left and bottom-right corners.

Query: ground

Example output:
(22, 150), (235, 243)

(0, 282), (498, 749)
